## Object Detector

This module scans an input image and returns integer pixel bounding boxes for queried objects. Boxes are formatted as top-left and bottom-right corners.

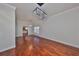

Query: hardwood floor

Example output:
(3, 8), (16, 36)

(0, 35), (79, 56)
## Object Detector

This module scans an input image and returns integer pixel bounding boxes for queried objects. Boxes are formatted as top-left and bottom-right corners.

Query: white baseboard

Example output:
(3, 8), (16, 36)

(0, 45), (15, 52)
(38, 35), (79, 48)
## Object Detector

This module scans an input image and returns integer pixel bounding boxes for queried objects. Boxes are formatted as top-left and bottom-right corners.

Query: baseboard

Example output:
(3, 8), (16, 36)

(37, 35), (79, 48)
(16, 35), (22, 38)
(16, 34), (79, 48)
(0, 45), (15, 52)
(16, 34), (34, 38)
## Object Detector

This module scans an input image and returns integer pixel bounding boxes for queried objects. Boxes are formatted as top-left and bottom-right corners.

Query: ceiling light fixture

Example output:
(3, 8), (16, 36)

(33, 7), (47, 20)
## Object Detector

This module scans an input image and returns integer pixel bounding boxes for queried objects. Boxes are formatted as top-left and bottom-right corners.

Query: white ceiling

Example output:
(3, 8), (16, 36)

(41, 3), (79, 16)
(9, 3), (79, 21)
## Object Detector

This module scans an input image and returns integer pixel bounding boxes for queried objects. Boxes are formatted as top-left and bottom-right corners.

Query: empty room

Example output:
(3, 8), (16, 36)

(0, 3), (79, 56)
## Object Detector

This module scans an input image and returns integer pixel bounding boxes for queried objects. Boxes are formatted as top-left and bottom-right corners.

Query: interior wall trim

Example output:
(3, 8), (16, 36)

(48, 5), (79, 18)
(37, 35), (79, 49)
(0, 45), (15, 52)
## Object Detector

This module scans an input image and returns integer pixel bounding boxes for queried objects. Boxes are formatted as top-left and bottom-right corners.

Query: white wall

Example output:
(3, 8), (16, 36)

(38, 6), (79, 48)
(0, 4), (16, 52)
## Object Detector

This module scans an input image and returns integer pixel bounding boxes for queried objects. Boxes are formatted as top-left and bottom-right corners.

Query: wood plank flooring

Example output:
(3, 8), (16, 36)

(0, 35), (79, 56)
